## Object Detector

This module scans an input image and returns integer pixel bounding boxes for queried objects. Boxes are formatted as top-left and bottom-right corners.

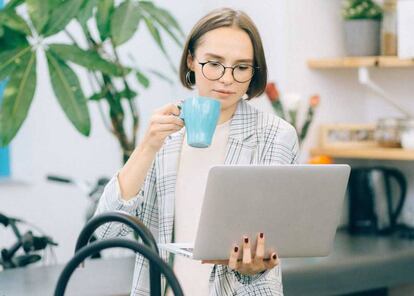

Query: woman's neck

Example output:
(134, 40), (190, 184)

(217, 101), (239, 124)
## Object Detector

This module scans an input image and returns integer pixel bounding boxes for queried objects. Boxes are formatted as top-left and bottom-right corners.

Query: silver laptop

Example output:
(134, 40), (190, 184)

(158, 164), (351, 260)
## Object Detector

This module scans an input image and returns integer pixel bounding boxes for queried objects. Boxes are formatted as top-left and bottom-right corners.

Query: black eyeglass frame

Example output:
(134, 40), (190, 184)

(195, 57), (259, 83)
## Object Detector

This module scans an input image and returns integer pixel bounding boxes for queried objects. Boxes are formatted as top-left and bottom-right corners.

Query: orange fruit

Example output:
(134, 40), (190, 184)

(307, 155), (334, 164)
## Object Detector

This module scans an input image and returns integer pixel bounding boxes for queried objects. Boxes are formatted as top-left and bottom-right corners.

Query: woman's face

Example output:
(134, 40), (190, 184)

(187, 26), (254, 119)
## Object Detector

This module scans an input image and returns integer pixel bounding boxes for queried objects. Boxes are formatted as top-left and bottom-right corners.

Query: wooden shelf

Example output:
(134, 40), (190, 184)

(310, 147), (414, 161)
(308, 56), (414, 69)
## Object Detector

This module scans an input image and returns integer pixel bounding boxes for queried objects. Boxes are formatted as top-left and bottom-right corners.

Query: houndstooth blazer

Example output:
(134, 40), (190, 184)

(95, 99), (299, 296)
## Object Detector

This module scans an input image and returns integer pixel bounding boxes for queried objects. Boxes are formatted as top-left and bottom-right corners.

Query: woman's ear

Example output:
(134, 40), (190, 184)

(186, 51), (194, 71)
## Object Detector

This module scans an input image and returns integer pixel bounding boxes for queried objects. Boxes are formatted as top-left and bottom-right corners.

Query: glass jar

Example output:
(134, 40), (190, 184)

(400, 118), (414, 149)
(375, 117), (402, 148)
(381, 0), (398, 56)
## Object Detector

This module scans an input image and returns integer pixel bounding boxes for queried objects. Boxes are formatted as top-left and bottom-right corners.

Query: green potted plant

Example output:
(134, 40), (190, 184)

(342, 0), (383, 56)
(0, 0), (184, 163)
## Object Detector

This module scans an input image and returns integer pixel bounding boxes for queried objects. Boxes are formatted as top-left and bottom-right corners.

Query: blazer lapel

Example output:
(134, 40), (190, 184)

(224, 99), (258, 165)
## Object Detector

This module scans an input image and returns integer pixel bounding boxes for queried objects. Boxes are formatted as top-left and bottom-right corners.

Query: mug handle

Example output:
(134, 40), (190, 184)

(177, 101), (185, 121)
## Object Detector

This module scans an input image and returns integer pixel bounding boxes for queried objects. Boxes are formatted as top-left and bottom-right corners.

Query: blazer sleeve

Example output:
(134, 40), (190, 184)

(94, 159), (157, 239)
(232, 264), (284, 295)
(209, 264), (284, 296)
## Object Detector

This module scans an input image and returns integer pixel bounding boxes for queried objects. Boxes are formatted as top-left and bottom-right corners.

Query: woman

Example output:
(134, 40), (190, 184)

(95, 7), (299, 296)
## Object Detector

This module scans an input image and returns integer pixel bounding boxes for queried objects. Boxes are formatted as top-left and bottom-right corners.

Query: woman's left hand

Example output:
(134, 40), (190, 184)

(202, 232), (279, 276)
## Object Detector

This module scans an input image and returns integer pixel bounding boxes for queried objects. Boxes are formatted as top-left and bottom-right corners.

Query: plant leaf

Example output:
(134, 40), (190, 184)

(117, 88), (137, 100)
(46, 50), (91, 136)
(135, 70), (150, 89)
(0, 50), (36, 147)
(139, 1), (184, 46)
(110, 0), (141, 46)
(0, 9), (32, 36)
(155, 7), (183, 35)
(144, 17), (165, 53)
(47, 0), (61, 11)
(5, 0), (24, 9)
(42, 0), (84, 37)
(143, 16), (177, 73)
(88, 91), (107, 101)
(0, 63), (15, 81)
(77, 0), (97, 28)
(0, 27), (29, 50)
(48, 43), (127, 76)
(96, 0), (114, 41)
(147, 69), (174, 85)
(26, 0), (49, 33)
(0, 46), (32, 80)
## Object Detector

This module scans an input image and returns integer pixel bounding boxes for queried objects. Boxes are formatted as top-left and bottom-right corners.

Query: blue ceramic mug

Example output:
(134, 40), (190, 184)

(179, 96), (221, 148)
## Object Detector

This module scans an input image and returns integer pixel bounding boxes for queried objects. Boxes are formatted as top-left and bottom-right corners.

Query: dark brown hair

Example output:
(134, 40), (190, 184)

(179, 8), (267, 99)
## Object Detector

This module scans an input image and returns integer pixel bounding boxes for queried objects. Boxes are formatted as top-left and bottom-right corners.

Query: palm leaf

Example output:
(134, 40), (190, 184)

(143, 17), (176, 73)
(0, 9), (31, 36)
(0, 50), (36, 146)
(46, 51), (91, 136)
(147, 69), (174, 85)
(5, 0), (24, 9)
(26, 0), (49, 33)
(42, 0), (83, 37)
(136, 69), (150, 88)
(48, 44), (127, 76)
(77, 0), (98, 29)
(96, 0), (114, 41)
(0, 46), (32, 80)
(139, 2), (184, 46)
(0, 27), (28, 50)
(110, 0), (141, 46)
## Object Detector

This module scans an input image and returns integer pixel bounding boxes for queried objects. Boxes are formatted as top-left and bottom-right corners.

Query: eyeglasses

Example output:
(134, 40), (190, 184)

(195, 57), (258, 83)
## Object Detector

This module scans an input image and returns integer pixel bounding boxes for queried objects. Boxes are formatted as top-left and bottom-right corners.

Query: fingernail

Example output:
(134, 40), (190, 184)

(234, 246), (239, 252)
(272, 253), (277, 260)
(259, 232), (264, 239)
(244, 237), (249, 244)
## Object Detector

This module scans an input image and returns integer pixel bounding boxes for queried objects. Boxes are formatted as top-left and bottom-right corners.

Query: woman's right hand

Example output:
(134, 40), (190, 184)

(141, 103), (184, 153)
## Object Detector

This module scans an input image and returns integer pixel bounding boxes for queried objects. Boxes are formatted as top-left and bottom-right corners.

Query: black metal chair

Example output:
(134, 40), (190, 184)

(71, 212), (165, 296)
(54, 238), (183, 296)
(75, 212), (161, 296)
(74, 212), (158, 254)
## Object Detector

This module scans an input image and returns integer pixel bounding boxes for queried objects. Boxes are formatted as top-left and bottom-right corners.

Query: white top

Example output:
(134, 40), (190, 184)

(168, 120), (231, 296)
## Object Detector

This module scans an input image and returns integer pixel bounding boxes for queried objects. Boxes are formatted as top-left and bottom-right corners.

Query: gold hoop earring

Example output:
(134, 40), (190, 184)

(186, 71), (194, 85)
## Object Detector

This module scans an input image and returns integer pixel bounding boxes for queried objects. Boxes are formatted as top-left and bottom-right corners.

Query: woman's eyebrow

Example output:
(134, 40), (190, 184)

(204, 53), (253, 63)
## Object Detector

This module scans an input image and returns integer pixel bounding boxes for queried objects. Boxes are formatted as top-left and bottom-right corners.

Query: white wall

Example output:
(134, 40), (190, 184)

(280, 0), (414, 227)
(1, 0), (413, 269)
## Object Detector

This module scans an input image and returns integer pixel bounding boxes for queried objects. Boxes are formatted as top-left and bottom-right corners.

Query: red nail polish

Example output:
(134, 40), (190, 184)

(259, 233), (264, 239)
(234, 246), (239, 252)
(272, 254), (277, 260)
(244, 237), (249, 244)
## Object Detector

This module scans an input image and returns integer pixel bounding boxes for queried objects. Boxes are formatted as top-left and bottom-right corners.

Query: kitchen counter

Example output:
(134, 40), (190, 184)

(282, 229), (414, 295)
(1, 230), (414, 296)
